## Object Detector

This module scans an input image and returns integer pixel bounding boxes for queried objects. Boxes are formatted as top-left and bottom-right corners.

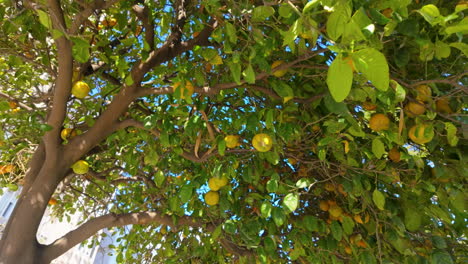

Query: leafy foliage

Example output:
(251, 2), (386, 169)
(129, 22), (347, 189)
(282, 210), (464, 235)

(0, 0), (466, 263)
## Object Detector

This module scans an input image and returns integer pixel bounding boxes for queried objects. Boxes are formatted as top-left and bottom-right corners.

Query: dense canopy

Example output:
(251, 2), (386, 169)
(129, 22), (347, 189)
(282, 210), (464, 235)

(0, 0), (466, 263)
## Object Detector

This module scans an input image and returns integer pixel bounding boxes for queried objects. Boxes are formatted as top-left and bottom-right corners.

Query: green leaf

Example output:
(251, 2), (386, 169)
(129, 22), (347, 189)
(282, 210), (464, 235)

(264, 236), (277, 254)
(303, 215), (318, 232)
(418, 4), (440, 25)
(252, 6), (275, 22)
(445, 19), (468, 35)
(372, 189), (385, 210)
(445, 122), (458, 147)
(341, 215), (355, 235)
(155, 171), (165, 187)
(445, 17), (468, 35)
(260, 201), (272, 218)
(272, 207), (285, 226)
(330, 221), (342, 241)
(432, 236), (447, 249)
(326, 55), (353, 102)
(326, 8), (349, 40)
(303, 0), (320, 14)
(224, 22), (237, 43)
(296, 178), (311, 189)
(435, 40), (451, 59)
(266, 179), (278, 193)
(228, 62), (241, 85)
(0, 101), (10, 111)
(282, 193), (299, 213)
(431, 250), (453, 264)
(272, 81), (294, 98)
(36, 10), (52, 29)
(179, 185), (192, 203)
(71, 37), (90, 63)
(360, 251), (377, 264)
(372, 138), (385, 159)
(353, 48), (389, 91)
(242, 64), (256, 84)
(212, 224), (222, 240)
(39, 124), (53, 131)
(218, 136), (226, 156)
(450, 42), (468, 57)
(450, 192), (465, 212)
(404, 206), (421, 231)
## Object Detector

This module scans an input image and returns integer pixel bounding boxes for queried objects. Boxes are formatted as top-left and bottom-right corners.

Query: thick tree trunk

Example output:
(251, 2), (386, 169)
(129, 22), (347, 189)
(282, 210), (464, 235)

(0, 161), (64, 264)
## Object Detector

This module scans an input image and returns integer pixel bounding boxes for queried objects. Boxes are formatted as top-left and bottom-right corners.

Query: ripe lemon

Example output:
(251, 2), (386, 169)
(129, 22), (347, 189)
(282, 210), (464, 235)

(271, 60), (287, 77)
(8, 101), (18, 109)
(369, 113), (390, 132)
(204, 191), (219, 206)
(72, 160), (89, 174)
(408, 123), (434, 145)
(61, 128), (77, 141)
(173, 81), (194, 99)
(415, 84), (431, 102)
(208, 176), (228, 191)
(435, 98), (453, 114)
(388, 147), (401, 162)
(101, 18), (117, 27)
(404, 101), (426, 117)
(48, 198), (58, 205)
(344, 246), (352, 254)
(72, 81), (90, 99)
(319, 201), (330, 211)
(329, 204), (343, 218)
(224, 135), (240, 148)
(252, 133), (273, 152)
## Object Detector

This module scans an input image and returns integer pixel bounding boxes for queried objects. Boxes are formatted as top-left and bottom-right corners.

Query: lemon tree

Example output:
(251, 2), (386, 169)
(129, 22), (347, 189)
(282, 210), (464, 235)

(0, 1), (466, 263)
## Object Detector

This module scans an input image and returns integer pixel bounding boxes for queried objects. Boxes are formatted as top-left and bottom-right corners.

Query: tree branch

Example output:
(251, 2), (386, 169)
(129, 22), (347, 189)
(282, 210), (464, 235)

(41, 211), (209, 262)
(132, 4), (154, 49)
(137, 48), (326, 97)
(0, 90), (34, 111)
(69, 0), (121, 35)
(45, 0), (73, 153)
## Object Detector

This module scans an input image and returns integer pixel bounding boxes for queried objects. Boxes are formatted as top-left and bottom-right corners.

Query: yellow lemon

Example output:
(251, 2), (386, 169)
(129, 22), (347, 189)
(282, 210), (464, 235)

(72, 160), (89, 174)
(271, 60), (287, 77)
(224, 135), (240, 148)
(204, 191), (219, 206)
(61, 128), (77, 141)
(388, 147), (401, 162)
(415, 84), (431, 102)
(72, 81), (90, 99)
(319, 201), (330, 211)
(208, 176), (228, 191)
(252, 133), (273, 152)
(369, 113), (390, 132)
(101, 17), (117, 27)
(48, 198), (58, 205)
(329, 204), (343, 218)
(408, 124), (434, 145)
(435, 98), (453, 114)
(404, 101), (426, 117)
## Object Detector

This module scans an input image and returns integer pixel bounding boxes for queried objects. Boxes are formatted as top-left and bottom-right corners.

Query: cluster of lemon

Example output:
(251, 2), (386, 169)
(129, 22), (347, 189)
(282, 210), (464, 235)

(204, 176), (228, 206)
(366, 84), (456, 164)
(224, 133), (273, 152)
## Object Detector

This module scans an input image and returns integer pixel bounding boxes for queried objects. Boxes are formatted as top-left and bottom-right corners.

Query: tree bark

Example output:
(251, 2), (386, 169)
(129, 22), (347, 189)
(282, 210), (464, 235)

(0, 161), (66, 263)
